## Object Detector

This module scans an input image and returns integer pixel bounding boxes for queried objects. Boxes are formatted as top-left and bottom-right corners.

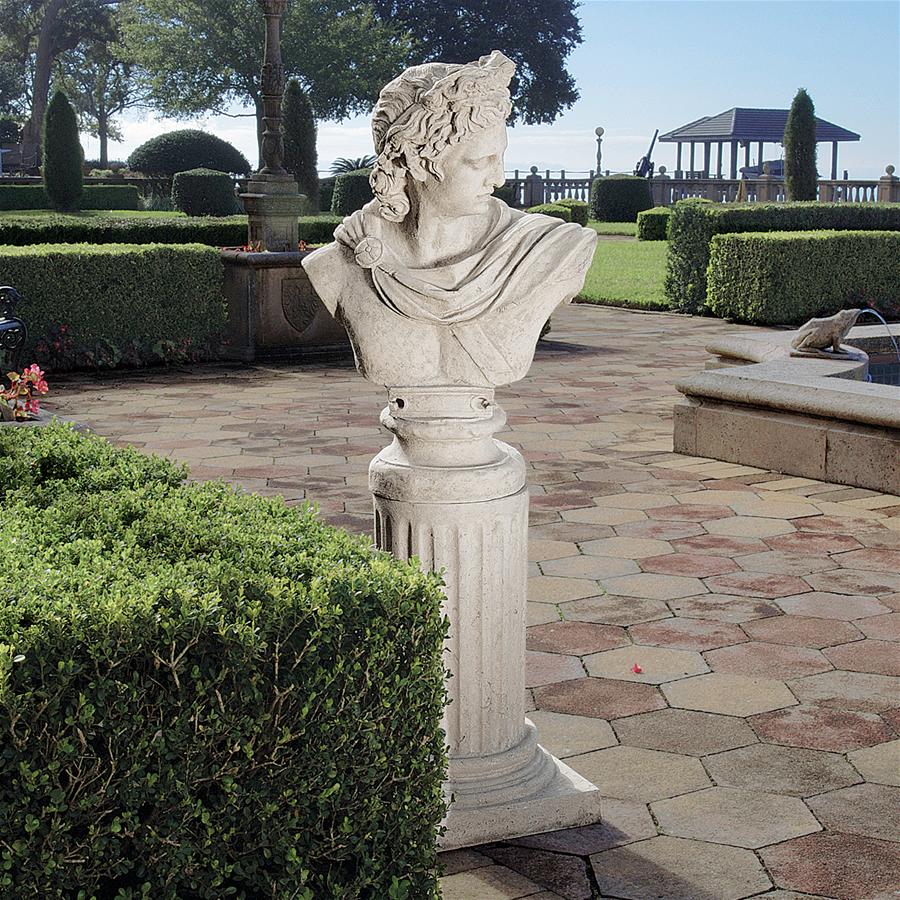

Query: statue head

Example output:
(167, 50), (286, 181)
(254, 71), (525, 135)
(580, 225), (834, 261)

(369, 50), (515, 223)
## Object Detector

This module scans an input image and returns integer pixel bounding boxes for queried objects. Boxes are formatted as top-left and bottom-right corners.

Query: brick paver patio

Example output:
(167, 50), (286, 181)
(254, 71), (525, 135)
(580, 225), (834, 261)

(46, 304), (900, 899)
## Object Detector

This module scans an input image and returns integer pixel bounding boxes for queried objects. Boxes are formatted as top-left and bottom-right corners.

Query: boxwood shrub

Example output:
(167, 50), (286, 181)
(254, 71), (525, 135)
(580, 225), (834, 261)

(330, 169), (373, 216)
(0, 184), (140, 211)
(171, 167), (239, 216)
(0, 422), (448, 898)
(637, 206), (671, 241)
(554, 198), (589, 226)
(707, 230), (900, 325)
(0, 243), (226, 370)
(526, 202), (572, 222)
(128, 129), (251, 176)
(666, 199), (900, 314)
(589, 175), (652, 222)
(0, 214), (342, 248)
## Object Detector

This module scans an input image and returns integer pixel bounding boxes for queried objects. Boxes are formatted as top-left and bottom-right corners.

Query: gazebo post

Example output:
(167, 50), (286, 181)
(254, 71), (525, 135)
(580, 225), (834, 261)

(744, 142), (750, 170)
(757, 141), (764, 170)
(676, 143), (683, 177)
(716, 142), (723, 178)
(702, 141), (711, 177)
(730, 141), (738, 179)
(689, 142), (695, 176)
(831, 141), (838, 180)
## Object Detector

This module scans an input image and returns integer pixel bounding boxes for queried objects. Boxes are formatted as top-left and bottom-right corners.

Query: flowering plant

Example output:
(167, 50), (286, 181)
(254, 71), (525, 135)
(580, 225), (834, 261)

(1, 364), (50, 420)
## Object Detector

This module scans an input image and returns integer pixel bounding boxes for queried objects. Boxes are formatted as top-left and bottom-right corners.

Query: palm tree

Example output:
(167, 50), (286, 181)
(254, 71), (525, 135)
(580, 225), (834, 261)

(330, 155), (376, 174)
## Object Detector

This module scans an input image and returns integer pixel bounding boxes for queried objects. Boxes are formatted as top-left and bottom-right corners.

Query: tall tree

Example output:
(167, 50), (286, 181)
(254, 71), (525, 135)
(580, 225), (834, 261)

(43, 88), (83, 210)
(283, 79), (319, 209)
(370, 0), (583, 125)
(784, 87), (817, 201)
(123, 0), (410, 167)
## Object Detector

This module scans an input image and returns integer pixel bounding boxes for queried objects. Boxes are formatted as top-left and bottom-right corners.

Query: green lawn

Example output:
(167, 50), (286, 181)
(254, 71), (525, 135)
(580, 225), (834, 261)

(587, 221), (638, 237)
(578, 238), (670, 310)
(0, 209), (189, 220)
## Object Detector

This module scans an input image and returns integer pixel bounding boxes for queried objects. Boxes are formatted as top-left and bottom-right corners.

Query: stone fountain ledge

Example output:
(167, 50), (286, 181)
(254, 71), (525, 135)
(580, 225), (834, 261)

(674, 324), (900, 494)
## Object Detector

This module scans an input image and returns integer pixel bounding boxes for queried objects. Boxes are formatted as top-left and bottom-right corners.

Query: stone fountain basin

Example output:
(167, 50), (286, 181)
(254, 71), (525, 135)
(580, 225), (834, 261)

(674, 324), (900, 494)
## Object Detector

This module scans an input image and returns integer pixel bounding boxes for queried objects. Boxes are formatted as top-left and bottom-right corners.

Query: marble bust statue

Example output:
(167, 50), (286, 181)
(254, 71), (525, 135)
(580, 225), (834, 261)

(302, 50), (597, 389)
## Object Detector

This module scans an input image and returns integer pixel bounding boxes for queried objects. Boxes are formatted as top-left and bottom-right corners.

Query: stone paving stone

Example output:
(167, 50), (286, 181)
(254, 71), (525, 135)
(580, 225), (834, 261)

(438, 848), (493, 875)
(584, 646), (708, 684)
(742, 615), (863, 649)
(806, 568), (900, 596)
(857, 612), (900, 640)
(629, 617), (748, 651)
(760, 832), (900, 899)
(883, 592), (900, 611)
(539, 554), (639, 579)
(735, 550), (837, 576)
(526, 621), (629, 655)
(728, 497), (819, 520)
(832, 548), (900, 573)
(848, 739), (900, 786)
(670, 593), (782, 623)
(591, 836), (772, 900)
(776, 591), (890, 620)
(528, 521), (615, 543)
(479, 846), (593, 900)
(663, 673), (797, 717)
(752, 892), (835, 900)
(612, 708), (757, 757)
(766, 531), (863, 555)
(528, 540), (580, 562)
(705, 516), (796, 538)
(789, 670), (900, 713)
(560, 506), (647, 526)
(647, 502), (735, 522)
(704, 641), (833, 680)
(823, 639), (900, 676)
(600, 492), (678, 509)
(440, 863), (544, 899)
(528, 602), (562, 627)
(806, 783), (900, 842)
(613, 519), (706, 541)
(672, 533), (770, 556)
(528, 576), (600, 604)
(533, 676), (666, 719)
(578, 536), (673, 558)
(559, 594), (671, 626)
(600, 572), (706, 601)
(527, 710), (617, 758)
(704, 572), (812, 599)
(566, 746), (710, 801)
(525, 651), (584, 688)
(750, 704), (894, 752)
(651, 787), (821, 848)
(640, 552), (740, 578)
(704, 744), (862, 797)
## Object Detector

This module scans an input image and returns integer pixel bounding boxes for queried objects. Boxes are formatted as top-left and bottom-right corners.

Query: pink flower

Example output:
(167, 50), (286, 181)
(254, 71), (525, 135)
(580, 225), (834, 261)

(631, 663), (643, 674)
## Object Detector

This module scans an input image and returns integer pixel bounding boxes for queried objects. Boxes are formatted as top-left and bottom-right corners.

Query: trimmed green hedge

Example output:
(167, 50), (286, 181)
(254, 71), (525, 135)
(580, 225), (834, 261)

(331, 169), (373, 216)
(707, 230), (900, 325)
(171, 167), (239, 216)
(637, 206), (671, 241)
(128, 129), (251, 176)
(0, 184), (140, 211)
(554, 198), (589, 227)
(0, 243), (226, 370)
(526, 202), (572, 222)
(589, 175), (652, 222)
(0, 214), (342, 248)
(0, 422), (447, 897)
(666, 200), (900, 314)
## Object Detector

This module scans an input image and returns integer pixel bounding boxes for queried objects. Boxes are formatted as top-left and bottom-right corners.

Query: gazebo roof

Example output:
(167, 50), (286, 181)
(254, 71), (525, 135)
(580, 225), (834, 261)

(659, 108), (860, 143)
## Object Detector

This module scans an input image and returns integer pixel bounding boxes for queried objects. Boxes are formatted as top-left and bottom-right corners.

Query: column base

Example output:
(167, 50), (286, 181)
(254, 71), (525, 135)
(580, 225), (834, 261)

(439, 721), (603, 851)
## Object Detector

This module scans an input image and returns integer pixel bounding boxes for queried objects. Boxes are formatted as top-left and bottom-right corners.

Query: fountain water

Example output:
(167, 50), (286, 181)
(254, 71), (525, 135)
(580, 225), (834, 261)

(855, 309), (900, 386)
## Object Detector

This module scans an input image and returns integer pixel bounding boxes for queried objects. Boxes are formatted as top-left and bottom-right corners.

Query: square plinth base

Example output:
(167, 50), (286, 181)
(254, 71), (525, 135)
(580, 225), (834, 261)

(438, 753), (603, 851)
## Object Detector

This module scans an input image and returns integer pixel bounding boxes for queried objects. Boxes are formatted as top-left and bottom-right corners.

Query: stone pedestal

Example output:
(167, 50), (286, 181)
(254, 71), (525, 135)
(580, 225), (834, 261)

(241, 173), (307, 253)
(369, 387), (603, 850)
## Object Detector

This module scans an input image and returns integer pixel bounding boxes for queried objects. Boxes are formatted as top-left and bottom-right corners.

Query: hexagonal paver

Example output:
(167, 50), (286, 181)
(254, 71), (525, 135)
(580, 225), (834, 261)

(766, 531), (863, 555)
(806, 568), (900, 596)
(540, 554), (639, 579)
(857, 612), (900, 640)
(629, 617), (748, 651)
(651, 787), (820, 848)
(614, 519), (706, 541)
(704, 744), (861, 797)
(647, 503), (735, 522)
(591, 836), (771, 900)
(602, 492), (677, 509)
(640, 553), (739, 577)
(789, 670), (900, 712)
(527, 710), (617, 759)
(527, 602), (561, 626)
(662, 673), (797, 717)
(566, 746), (710, 801)
(742, 615), (863, 648)
(526, 621), (628, 655)
(612, 708), (757, 757)
(823, 639), (900, 676)
(559, 594), (671, 626)
(600, 573), (706, 601)
(776, 591), (890, 619)
(528, 576), (600, 604)
(848, 739), (900, 785)
(728, 497), (818, 520)
(533, 676), (665, 719)
(478, 845), (593, 900)
(704, 572), (812, 599)
(734, 550), (836, 576)
(561, 506), (648, 526)
(673, 533), (769, 556)
(528, 539), (579, 562)
(749, 705), (894, 752)
(440, 864), (543, 899)
(704, 642), (832, 680)
(705, 516), (795, 538)
(584, 646), (708, 684)
(670, 593), (782, 622)
(525, 650), (584, 688)
(833, 548), (900, 572)
(806, 783), (900, 841)
(760, 833), (900, 899)
(578, 536), (673, 558)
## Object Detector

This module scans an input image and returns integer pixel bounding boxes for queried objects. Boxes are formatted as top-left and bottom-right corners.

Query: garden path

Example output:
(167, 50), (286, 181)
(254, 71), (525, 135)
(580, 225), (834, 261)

(47, 304), (900, 899)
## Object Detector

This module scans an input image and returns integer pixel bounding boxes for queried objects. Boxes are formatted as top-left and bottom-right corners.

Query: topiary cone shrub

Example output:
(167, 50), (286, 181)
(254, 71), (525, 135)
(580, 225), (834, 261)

(330, 168), (374, 216)
(171, 167), (240, 216)
(283, 79), (320, 210)
(784, 87), (818, 201)
(589, 175), (652, 222)
(0, 423), (448, 897)
(128, 130), (251, 176)
(42, 90), (83, 212)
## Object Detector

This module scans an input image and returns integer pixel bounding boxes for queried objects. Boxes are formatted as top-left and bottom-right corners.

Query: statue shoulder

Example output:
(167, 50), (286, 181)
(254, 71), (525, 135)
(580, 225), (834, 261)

(301, 241), (354, 317)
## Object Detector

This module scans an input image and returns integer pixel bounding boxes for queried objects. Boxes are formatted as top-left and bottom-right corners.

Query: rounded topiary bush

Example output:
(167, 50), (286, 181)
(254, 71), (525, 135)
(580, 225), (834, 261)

(590, 175), (653, 222)
(331, 168), (373, 216)
(42, 90), (83, 212)
(526, 202), (573, 222)
(555, 198), (589, 226)
(128, 129), (251, 176)
(171, 167), (239, 216)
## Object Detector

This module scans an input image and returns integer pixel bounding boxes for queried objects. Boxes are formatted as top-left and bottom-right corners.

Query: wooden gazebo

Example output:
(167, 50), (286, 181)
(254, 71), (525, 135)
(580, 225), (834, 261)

(659, 108), (860, 180)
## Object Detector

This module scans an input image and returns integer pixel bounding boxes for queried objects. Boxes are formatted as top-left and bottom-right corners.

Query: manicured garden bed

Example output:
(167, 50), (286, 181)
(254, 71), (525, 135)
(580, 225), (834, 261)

(578, 238), (669, 310)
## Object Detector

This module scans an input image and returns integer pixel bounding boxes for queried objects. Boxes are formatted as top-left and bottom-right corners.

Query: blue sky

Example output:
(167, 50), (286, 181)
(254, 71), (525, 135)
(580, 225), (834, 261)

(88, 0), (900, 179)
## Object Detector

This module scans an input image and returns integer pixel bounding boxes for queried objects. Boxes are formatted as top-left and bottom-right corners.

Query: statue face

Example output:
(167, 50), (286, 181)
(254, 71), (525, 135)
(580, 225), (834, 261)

(421, 121), (507, 217)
